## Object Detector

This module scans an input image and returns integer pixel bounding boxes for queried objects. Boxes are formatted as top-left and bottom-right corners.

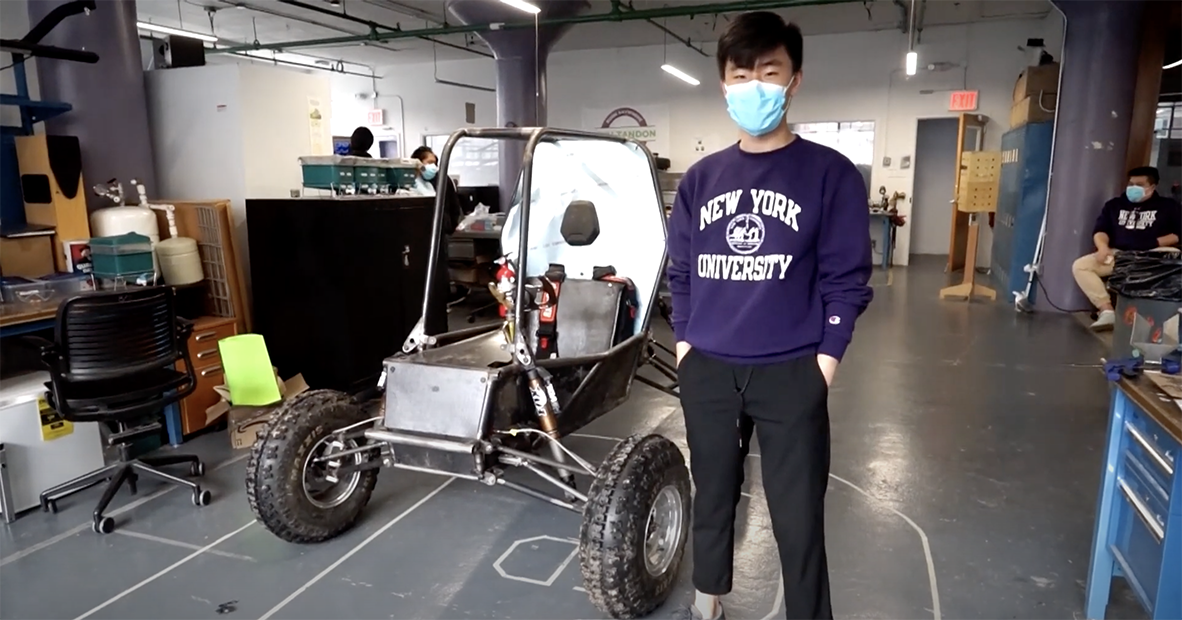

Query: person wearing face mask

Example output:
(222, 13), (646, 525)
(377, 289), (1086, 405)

(666, 11), (872, 620)
(1072, 166), (1181, 331)
(410, 146), (465, 334)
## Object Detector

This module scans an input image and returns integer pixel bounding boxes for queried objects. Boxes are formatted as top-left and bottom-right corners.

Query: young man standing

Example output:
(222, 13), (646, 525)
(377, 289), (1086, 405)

(666, 11), (873, 620)
(1071, 166), (1181, 331)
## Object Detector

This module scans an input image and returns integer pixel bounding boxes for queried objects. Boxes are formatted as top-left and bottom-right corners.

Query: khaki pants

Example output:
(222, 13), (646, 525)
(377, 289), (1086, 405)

(1072, 247), (1180, 308)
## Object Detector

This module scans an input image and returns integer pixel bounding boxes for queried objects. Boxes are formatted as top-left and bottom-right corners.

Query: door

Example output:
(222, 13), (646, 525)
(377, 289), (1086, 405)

(946, 113), (988, 272)
(910, 118), (961, 256)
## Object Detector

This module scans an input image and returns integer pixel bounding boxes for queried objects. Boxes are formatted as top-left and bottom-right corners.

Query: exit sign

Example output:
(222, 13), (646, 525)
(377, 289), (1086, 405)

(949, 90), (979, 112)
(366, 108), (385, 126)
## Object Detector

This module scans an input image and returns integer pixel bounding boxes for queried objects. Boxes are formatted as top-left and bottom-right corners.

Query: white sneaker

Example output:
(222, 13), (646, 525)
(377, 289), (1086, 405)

(1090, 310), (1116, 331)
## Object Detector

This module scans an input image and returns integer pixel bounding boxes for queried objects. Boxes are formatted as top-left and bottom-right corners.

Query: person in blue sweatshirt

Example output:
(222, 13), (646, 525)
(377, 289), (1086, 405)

(1071, 166), (1181, 331)
(666, 11), (873, 620)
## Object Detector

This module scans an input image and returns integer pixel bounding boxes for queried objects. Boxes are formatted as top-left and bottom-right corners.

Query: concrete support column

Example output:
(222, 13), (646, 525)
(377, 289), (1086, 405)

(1040, 0), (1145, 311)
(446, 0), (588, 208)
(27, 0), (156, 210)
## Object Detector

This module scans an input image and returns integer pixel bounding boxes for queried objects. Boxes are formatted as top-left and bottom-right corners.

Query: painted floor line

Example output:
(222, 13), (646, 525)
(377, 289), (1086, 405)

(574, 433), (942, 620)
(257, 476), (457, 620)
(74, 520), (256, 620)
(827, 472), (942, 620)
(114, 529), (257, 562)
(0, 451), (251, 568)
(759, 572), (785, 620)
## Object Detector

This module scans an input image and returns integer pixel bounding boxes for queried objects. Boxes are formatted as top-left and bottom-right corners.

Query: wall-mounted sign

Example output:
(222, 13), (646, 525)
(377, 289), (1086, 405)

(949, 90), (979, 112)
(367, 108), (385, 126)
(582, 104), (670, 158)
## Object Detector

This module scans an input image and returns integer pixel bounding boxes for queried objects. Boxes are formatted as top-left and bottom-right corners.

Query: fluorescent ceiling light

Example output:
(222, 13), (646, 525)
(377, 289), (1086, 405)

(661, 64), (700, 86)
(905, 51), (918, 76)
(137, 22), (218, 43)
(499, 0), (540, 14)
(1165, 59), (1182, 70)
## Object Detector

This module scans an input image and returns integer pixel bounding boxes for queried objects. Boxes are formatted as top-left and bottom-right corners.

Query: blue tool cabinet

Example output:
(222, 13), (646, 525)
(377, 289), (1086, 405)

(1086, 377), (1181, 619)
(990, 121), (1054, 301)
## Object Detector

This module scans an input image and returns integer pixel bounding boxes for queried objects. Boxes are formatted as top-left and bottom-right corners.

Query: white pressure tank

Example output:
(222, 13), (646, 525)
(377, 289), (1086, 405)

(90, 206), (161, 244)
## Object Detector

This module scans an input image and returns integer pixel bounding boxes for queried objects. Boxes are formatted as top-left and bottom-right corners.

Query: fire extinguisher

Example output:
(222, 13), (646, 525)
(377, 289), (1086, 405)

(494, 260), (515, 318)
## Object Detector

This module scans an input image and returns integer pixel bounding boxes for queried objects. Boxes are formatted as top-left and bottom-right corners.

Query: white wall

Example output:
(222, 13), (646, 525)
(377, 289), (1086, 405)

(146, 63), (331, 293)
(239, 63), (333, 200)
(331, 62), (496, 157)
(329, 16), (1061, 265)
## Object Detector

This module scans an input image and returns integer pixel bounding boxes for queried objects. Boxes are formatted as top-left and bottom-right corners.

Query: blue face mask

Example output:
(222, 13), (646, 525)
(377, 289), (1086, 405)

(422, 163), (438, 181)
(724, 78), (794, 137)
(1125, 185), (1145, 202)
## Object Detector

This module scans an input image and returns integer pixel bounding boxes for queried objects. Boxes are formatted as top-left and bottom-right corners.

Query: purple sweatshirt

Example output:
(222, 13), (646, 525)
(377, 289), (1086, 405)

(667, 138), (874, 364)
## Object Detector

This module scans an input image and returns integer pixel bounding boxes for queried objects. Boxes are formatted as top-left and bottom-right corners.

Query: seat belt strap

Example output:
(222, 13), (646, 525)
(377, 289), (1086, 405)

(536, 264), (566, 358)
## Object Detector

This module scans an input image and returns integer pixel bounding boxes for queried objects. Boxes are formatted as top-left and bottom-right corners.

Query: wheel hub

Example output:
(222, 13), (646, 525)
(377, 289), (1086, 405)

(302, 436), (363, 509)
(643, 484), (684, 576)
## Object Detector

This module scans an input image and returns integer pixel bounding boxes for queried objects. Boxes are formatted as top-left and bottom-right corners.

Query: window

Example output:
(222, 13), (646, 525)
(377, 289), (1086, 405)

(1151, 103), (1182, 201)
(790, 121), (875, 166)
(423, 134), (499, 186)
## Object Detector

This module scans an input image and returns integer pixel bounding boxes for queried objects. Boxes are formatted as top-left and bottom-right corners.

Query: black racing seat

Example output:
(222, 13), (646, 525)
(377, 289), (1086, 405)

(526, 200), (637, 360)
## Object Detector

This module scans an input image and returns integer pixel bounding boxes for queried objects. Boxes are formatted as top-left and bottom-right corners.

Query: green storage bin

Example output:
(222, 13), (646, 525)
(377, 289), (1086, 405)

(382, 160), (418, 189)
(299, 155), (354, 190)
(354, 164), (382, 187)
(90, 233), (154, 278)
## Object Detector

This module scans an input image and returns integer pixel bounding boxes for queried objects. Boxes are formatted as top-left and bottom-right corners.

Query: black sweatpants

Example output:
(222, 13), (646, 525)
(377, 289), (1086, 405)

(678, 350), (833, 620)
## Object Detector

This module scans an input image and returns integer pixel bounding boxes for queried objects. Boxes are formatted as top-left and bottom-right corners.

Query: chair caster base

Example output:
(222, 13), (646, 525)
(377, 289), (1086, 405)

(93, 516), (115, 534)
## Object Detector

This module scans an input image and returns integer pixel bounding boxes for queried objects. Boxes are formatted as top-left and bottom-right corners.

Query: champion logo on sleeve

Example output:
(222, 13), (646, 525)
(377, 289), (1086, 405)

(828, 316), (841, 325)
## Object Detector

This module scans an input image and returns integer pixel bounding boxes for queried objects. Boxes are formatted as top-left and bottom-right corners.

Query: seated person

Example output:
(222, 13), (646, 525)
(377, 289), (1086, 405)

(1073, 166), (1181, 331)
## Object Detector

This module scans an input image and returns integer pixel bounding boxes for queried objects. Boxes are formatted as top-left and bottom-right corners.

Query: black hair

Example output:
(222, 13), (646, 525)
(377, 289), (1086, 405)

(410, 146), (434, 161)
(716, 11), (803, 78)
(349, 126), (374, 151)
(1128, 166), (1159, 185)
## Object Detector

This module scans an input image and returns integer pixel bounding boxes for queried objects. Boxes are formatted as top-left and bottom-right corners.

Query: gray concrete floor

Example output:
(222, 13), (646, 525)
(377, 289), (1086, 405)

(0, 258), (1146, 619)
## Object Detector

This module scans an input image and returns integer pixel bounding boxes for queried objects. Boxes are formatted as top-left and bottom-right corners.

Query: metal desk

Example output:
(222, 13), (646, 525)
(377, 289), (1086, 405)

(1086, 375), (1181, 619)
(869, 210), (895, 270)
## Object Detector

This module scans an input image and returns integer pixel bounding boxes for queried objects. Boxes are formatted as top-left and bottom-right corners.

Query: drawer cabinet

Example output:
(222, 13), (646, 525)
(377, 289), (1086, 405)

(178, 316), (237, 436)
(1087, 380), (1182, 620)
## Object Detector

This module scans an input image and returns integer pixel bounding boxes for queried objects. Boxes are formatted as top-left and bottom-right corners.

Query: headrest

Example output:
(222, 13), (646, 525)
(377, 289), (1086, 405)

(560, 200), (600, 247)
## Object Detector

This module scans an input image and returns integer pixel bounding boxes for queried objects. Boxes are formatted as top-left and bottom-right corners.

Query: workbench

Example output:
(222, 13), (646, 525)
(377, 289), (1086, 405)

(0, 300), (60, 338)
(869, 210), (895, 270)
(1086, 375), (1181, 619)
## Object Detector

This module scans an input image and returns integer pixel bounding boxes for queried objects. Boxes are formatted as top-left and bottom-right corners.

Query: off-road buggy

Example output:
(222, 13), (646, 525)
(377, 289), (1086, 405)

(245, 128), (687, 619)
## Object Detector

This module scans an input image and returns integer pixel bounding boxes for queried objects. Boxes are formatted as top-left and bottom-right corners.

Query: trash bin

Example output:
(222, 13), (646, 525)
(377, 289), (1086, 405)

(1108, 251), (1182, 361)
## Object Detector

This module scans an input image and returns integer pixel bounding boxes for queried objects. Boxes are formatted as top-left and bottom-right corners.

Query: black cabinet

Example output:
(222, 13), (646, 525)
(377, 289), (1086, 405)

(246, 196), (434, 393)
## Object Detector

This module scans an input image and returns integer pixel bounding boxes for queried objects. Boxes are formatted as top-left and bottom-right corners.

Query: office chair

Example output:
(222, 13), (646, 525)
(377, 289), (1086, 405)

(30, 286), (212, 534)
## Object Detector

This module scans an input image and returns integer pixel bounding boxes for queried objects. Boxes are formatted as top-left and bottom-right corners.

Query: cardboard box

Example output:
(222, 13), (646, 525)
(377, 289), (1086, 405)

(1013, 62), (1059, 101)
(204, 368), (308, 449)
(1010, 94), (1056, 128)
(0, 234), (56, 278)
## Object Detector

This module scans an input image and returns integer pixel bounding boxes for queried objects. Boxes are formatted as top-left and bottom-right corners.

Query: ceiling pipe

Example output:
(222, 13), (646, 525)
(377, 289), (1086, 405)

(613, 0), (708, 58)
(227, 50), (377, 77)
(274, 0), (492, 58)
(915, 0), (927, 43)
(210, 0), (861, 54)
(212, 0), (408, 57)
